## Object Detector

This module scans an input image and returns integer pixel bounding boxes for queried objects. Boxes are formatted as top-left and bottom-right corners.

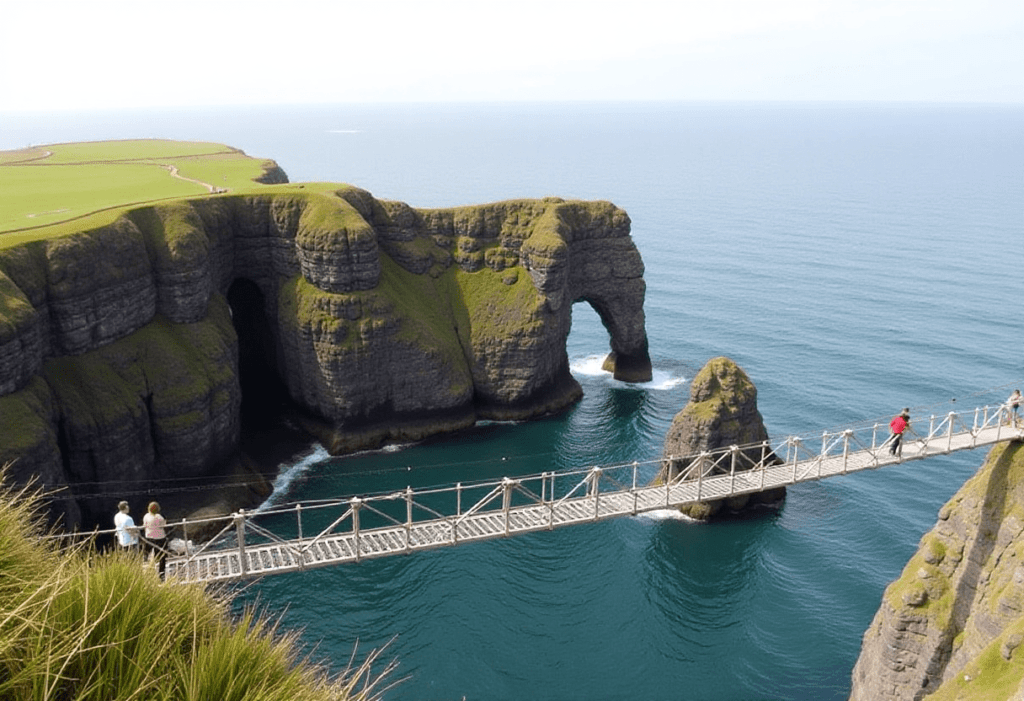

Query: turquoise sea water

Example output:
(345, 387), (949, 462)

(3, 102), (1023, 699)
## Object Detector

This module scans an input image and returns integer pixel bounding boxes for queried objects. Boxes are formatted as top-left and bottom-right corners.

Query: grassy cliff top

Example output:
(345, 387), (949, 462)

(0, 139), (283, 245)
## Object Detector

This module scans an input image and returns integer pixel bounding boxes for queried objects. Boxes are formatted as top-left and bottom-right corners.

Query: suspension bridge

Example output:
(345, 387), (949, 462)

(143, 402), (1023, 584)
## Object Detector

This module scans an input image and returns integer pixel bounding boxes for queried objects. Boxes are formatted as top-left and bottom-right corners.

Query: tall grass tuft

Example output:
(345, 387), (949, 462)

(0, 468), (400, 701)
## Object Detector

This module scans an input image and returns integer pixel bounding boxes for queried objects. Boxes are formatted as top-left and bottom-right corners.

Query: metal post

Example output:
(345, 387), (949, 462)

(696, 454), (705, 502)
(928, 415), (936, 442)
(592, 468), (602, 519)
(502, 478), (513, 536)
(632, 462), (639, 515)
(947, 412), (955, 452)
(548, 473), (556, 530)
(235, 510), (248, 576)
(760, 442), (768, 490)
(842, 430), (852, 473)
(351, 497), (362, 562)
(667, 459), (675, 506)
(973, 406), (980, 432)
(182, 518), (189, 553)
(872, 423), (879, 450)
(295, 504), (306, 570)
(820, 431), (828, 478)
(405, 486), (413, 552)
(791, 438), (801, 482)
(452, 483), (462, 545)
(730, 445), (739, 495)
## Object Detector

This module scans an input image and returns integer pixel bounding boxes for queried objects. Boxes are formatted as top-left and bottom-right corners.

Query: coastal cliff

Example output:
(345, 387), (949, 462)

(0, 185), (650, 526)
(850, 440), (1024, 700)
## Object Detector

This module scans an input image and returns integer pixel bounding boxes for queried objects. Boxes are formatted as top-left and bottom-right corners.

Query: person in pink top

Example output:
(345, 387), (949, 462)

(142, 501), (168, 578)
(888, 408), (911, 458)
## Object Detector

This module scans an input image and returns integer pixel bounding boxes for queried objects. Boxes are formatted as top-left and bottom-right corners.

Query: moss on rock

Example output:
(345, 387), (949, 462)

(851, 441), (1024, 700)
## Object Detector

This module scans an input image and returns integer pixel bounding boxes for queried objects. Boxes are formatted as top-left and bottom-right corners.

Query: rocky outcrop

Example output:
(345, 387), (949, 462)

(0, 185), (650, 526)
(660, 356), (784, 519)
(849, 440), (1024, 701)
(253, 160), (289, 185)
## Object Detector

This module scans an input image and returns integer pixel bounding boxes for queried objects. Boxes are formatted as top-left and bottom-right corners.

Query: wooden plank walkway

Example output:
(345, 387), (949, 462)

(165, 415), (1024, 584)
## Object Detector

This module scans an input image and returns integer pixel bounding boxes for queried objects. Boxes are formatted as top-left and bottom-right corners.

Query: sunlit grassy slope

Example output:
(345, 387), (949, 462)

(0, 139), (279, 240)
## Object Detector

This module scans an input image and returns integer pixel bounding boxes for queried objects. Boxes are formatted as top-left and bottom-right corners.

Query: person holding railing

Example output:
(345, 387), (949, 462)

(1005, 390), (1022, 428)
(114, 501), (139, 550)
(143, 501), (168, 578)
(888, 409), (911, 458)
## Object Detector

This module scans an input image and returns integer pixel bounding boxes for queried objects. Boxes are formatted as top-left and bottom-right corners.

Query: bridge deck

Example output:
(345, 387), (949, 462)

(165, 418), (1023, 584)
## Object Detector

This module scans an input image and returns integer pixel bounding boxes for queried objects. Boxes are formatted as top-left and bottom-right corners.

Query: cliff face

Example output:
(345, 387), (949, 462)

(0, 186), (650, 525)
(850, 440), (1024, 700)
(661, 356), (784, 519)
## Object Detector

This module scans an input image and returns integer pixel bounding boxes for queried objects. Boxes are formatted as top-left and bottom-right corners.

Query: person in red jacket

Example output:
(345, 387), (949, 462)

(888, 408), (910, 457)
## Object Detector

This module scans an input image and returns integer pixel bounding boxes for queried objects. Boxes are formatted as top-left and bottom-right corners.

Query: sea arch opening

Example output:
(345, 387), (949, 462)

(566, 300), (611, 374)
(568, 295), (652, 383)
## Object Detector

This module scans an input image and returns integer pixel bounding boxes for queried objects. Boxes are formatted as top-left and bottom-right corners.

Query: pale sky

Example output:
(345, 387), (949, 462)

(2, 0), (1021, 111)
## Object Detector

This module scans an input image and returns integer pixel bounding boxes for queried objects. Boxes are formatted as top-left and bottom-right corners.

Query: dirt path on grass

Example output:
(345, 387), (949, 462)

(163, 164), (226, 194)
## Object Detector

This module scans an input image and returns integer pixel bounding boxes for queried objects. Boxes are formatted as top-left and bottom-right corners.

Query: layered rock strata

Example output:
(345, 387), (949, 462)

(0, 185), (650, 526)
(849, 440), (1024, 700)
(660, 356), (785, 519)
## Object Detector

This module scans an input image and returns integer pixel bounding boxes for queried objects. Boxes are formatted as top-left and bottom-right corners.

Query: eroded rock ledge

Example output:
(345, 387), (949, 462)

(0, 186), (650, 526)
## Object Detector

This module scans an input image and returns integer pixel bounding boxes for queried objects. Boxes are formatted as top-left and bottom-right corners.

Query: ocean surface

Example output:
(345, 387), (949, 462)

(3, 102), (1023, 700)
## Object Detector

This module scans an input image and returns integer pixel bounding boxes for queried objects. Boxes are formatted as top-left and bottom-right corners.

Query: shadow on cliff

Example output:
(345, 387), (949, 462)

(227, 278), (315, 472)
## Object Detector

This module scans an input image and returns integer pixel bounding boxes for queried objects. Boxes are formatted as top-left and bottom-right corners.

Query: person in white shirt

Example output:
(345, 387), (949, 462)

(114, 501), (138, 549)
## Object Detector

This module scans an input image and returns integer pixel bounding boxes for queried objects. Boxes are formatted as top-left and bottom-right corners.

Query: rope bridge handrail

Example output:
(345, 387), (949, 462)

(35, 402), (1023, 583)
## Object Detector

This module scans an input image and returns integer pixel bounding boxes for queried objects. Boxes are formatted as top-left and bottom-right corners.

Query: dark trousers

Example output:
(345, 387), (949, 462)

(889, 433), (904, 455)
(145, 537), (168, 577)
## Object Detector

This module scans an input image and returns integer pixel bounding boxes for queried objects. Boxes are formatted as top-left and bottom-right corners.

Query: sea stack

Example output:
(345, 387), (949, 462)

(661, 356), (785, 520)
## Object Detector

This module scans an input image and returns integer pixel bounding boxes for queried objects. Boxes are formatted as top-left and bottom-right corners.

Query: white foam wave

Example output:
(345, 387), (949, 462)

(636, 508), (697, 522)
(569, 354), (686, 390)
(647, 369), (687, 391)
(255, 444), (331, 511)
(569, 354), (609, 377)
(381, 442), (416, 453)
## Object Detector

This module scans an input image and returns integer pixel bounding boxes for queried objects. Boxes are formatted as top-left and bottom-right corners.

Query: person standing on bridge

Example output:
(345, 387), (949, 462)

(888, 409), (910, 458)
(143, 501), (168, 578)
(1007, 390), (1022, 428)
(114, 501), (139, 550)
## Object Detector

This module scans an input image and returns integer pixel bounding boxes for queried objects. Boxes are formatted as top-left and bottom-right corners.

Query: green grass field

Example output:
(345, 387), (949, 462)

(0, 139), (280, 241)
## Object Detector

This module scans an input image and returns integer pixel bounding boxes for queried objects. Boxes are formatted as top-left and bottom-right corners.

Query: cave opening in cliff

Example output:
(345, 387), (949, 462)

(227, 278), (290, 431)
